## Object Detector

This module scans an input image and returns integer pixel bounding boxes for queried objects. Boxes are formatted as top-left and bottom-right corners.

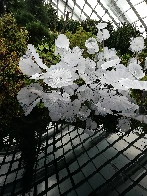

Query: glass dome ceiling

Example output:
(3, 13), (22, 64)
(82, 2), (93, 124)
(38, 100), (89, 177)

(46, 0), (147, 36)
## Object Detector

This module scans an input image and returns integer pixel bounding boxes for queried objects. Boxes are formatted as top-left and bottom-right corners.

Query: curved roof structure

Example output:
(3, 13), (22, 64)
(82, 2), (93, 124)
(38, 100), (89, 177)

(47, 0), (147, 36)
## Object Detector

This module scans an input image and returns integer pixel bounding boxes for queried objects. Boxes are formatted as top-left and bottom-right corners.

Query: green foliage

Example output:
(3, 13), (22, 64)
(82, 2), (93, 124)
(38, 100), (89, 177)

(6, 1), (59, 47)
(120, 53), (131, 66)
(81, 19), (114, 35)
(56, 17), (81, 33)
(15, 11), (35, 27)
(25, 0), (48, 26)
(6, 0), (26, 13)
(37, 42), (60, 67)
(45, 3), (58, 31)
(0, 13), (28, 125)
(55, 16), (65, 32)
(7, 0), (57, 29)
(65, 19), (81, 33)
(0, 0), (5, 16)
(35, 31), (60, 67)
(56, 18), (114, 35)
(26, 21), (50, 46)
(137, 38), (147, 68)
(81, 18), (98, 35)
(105, 23), (141, 55)
(66, 27), (96, 58)
(1, 6), (147, 135)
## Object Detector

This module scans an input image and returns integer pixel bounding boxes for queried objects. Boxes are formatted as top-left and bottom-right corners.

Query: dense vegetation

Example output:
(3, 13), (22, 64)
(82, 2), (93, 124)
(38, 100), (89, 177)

(1, 1), (147, 192)
(1, 0), (147, 124)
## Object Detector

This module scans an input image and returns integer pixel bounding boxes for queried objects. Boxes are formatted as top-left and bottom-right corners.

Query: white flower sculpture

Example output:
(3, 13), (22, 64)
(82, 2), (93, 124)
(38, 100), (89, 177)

(85, 38), (99, 54)
(96, 23), (107, 30)
(97, 24), (110, 43)
(55, 34), (70, 55)
(17, 23), (147, 134)
(129, 37), (145, 53)
(42, 63), (79, 88)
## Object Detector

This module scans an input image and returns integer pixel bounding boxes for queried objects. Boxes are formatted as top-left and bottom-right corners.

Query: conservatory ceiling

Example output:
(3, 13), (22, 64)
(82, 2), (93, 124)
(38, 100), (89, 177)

(47, 0), (147, 36)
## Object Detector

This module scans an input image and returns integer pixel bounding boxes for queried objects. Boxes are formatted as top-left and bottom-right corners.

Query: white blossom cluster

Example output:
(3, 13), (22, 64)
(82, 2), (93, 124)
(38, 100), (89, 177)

(96, 22), (110, 43)
(17, 23), (147, 134)
(129, 37), (145, 53)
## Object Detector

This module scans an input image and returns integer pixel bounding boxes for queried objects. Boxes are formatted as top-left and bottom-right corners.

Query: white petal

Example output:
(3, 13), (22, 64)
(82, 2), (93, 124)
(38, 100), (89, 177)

(23, 98), (41, 116)
(55, 34), (69, 50)
(121, 113), (147, 124)
(27, 44), (49, 71)
(19, 58), (42, 76)
(128, 63), (145, 79)
(96, 23), (107, 29)
(17, 87), (38, 105)
(17, 83), (43, 105)
(101, 59), (120, 69)
(102, 29), (110, 40)
(100, 95), (138, 113)
(43, 65), (78, 88)
(85, 38), (99, 54)
(119, 78), (147, 90)
(49, 111), (61, 121)
(97, 31), (103, 43)
(129, 37), (145, 53)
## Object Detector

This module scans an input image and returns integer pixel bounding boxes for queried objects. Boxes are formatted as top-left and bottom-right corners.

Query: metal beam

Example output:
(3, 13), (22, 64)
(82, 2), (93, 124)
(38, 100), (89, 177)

(105, 0), (130, 23)
(57, 0), (84, 21)
(98, 0), (119, 26)
(126, 0), (147, 30)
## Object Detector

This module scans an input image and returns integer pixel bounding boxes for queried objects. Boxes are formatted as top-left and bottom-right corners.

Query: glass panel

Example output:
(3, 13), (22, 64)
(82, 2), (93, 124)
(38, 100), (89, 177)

(116, 0), (130, 12)
(67, 0), (75, 9)
(87, 0), (98, 9)
(135, 2), (147, 18)
(80, 14), (87, 21)
(95, 4), (105, 17)
(73, 5), (81, 16)
(58, 11), (64, 18)
(91, 12), (100, 20)
(58, 2), (65, 13)
(83, 4), (92, 16)
(105, 9), (120, 24)
(64, 7), (73, 17)
(72, 15), (80, 21)
(103, 0), (112, 6)
(102, 14), (113, 23)
(131, 0), (143, 6)
(76, 0), (85, 9)
(97, 0), (120, 23)
(143, 17), (147, 24)
(124, 9), (138, 23)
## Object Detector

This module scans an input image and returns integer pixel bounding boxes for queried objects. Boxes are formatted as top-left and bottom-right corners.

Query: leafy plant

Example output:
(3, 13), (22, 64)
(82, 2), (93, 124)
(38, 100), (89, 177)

(45, 3), (58, 31)
(65, 27), (96, 58)
(26, 21), (50, 46)
(25, 0), (48, 26)
(56, 17), (81, 33)
(105, 23), (141, 55)
(6, 0), (26, 13)
(0, 13), (28, 129)
(37, 42), (60, 67)
(81, 18), (114, 35)
(15, 11), (35, 27)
